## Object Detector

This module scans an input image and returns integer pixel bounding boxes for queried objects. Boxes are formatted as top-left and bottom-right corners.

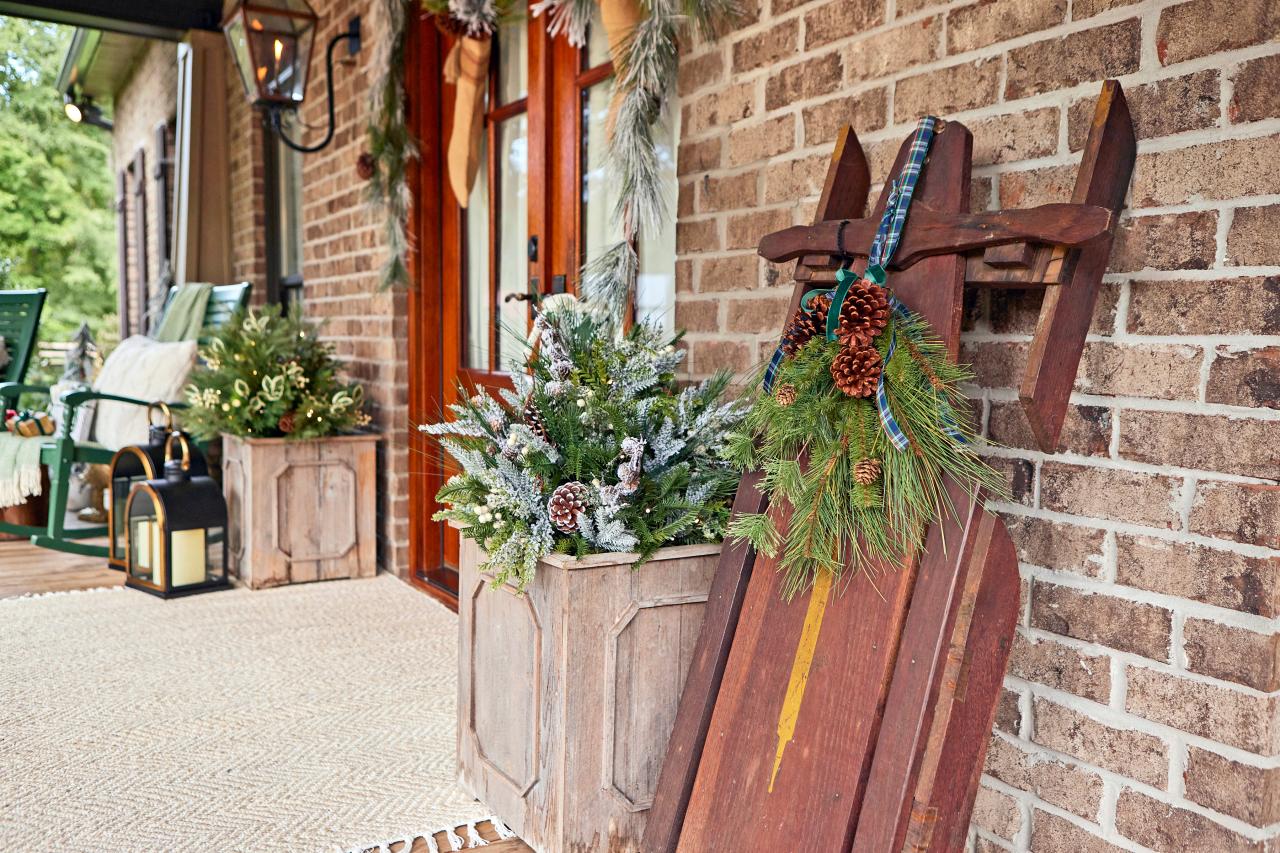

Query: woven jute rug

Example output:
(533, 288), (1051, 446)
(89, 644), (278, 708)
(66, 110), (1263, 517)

(0, 574), (496, 852)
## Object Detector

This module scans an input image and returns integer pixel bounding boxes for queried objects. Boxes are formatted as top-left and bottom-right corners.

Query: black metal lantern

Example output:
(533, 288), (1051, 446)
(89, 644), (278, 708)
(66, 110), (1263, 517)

(222, 0), (361, 153)
(123, 434), (229, 599)
(107, 404), (207, 571)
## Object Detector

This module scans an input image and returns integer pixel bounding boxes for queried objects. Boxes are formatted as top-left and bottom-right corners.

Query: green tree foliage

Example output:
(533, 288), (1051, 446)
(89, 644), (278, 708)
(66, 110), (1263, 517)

(0, 17), (116, 346)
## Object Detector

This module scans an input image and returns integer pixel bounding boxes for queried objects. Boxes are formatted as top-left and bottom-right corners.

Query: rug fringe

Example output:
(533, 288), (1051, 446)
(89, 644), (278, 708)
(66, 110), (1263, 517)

(338, 816), (514, 853)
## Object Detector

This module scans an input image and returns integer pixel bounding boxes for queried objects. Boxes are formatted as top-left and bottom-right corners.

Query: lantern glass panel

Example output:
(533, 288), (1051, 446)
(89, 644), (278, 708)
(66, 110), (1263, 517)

(126, 490), (162, 586)
(111, 472), (149, 564)
(224, 0), (318, 106)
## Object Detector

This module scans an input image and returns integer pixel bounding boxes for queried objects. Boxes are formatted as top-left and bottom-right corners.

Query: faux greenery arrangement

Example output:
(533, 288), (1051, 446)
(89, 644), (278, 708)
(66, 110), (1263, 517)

(421, 306), (746, 589)
(183, 308), (370, 441)
(725, 271), (1005, 599)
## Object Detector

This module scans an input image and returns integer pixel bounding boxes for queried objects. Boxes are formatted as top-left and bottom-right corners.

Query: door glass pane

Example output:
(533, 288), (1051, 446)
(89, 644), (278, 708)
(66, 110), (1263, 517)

(581, 81), (625, 274)
(464, 135), (491, 370)
(495, 23), (528, 105)
(636, 108), (679, 334)
(496, 115), (529, 369)
(584, 3), (610, 69)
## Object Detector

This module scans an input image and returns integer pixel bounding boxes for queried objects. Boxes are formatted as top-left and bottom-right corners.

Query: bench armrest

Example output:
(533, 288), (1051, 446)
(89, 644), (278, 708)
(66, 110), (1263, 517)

(0, 382), (51, 402)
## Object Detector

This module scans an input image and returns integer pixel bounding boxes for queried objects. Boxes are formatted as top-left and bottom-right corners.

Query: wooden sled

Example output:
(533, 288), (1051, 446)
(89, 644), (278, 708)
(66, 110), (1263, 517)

(643, 81), (1135, 852)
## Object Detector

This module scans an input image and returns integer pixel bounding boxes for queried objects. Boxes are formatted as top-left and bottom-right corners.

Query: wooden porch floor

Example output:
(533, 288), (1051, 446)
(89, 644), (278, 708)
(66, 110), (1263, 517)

(0, 537), (120, 599)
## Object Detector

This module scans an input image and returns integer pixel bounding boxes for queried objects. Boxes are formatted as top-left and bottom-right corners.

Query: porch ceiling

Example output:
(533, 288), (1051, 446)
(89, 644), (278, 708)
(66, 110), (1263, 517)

(0, 0), (222, 41)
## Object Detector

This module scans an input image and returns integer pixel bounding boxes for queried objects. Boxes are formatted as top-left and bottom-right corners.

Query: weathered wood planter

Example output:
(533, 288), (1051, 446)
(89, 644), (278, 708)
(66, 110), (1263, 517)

(221, 433), (378, 589)
(457, 535), (719, 853)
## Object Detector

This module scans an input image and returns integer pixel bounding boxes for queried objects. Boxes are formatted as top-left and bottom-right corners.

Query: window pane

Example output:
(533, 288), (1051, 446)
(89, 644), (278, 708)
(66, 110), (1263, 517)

(496, 115), (529, 369)
(636, 108), (679, 335)
(581, 82), (625, 273)
(464, 134), (491, 370)
(584, 3), (610, 69)
(495, 23), (527, 105)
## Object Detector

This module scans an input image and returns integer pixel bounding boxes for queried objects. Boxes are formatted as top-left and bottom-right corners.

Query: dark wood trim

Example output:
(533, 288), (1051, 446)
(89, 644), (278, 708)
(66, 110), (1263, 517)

(114, 170), (130, 338)
(129, 148), (148, 334)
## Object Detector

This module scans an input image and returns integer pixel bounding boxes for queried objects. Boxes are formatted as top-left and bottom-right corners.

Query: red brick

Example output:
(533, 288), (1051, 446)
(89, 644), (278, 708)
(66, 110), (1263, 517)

(947, 0), (1066, 53)
(961, 340), (1028, 389)
(763, 154), (830, 205)
(996, 686), (1023, 734)
(1183, 747), (1280, 827)
(1072, 0), (1140, 19)
(765, 52), (843, 111)
(674, 299), (720, 333)
(1227, 204), (1280, 267)
(844, 16), (940, 82)
(1003, 515), (1107, 577)
(801, 90), (887, 146)
(1075, 342), (1202, 401)
(970, 107), (1059, 167)
(677, 50), (725, 96)
(1131, 135), (1280, 207)
(1115, 789), (1268, 851)
(1207, 346), (1280, 409)
(726, 294), (791, 334)
(699, 172), (759, 213)
(1126, 666), (1280, 755)
(1156, 0), (1280, 65)
(1009, 631), (1111, 702)
(1005, 19), (1141, 100)
(1127, 277), (1280, 336)
(728, 114), (796, 167)
(1183, 619), (1280, 692)
(1118, 409), (1280, 479)
(1189, 481), (1280, 549)
(802, 0), (884, 50)
(971, 784), (1022, 841)
(1068, 70), (1220, 151)
(1032, 698), (1170, 787)
(1031, 582), (1172, 661)
(1039, 463), (1181, 528)
(699, 255), (759, 292)
(684, 82), (754, 136)
(985, 455), (1036, 506)
(1109, 211), (1217, 273)
(999, 164), (1077, 208)
(1231, 54), (1280, 123)
(677, 137), (722, 175)
(1030, 811), (1125, 852)
(676, 218), (720, 254)
(988, 401), (1111, 459)
(894, 58), (1001, 122)
(984, 735), (1104, 820)
(689, 339), (753, 375)
(731, 19), (798, 73)
(726, 208), (792, 251)
(988, 283), (1118, 336)
(1116, 535), (1280, 618)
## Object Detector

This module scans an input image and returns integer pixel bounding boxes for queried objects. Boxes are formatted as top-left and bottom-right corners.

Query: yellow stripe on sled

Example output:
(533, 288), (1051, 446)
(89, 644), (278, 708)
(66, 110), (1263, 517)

(768, 568), (834, 793)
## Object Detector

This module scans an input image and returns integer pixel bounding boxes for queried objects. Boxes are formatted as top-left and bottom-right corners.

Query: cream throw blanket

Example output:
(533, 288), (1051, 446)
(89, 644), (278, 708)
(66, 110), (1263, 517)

(0, 432), (44, 508)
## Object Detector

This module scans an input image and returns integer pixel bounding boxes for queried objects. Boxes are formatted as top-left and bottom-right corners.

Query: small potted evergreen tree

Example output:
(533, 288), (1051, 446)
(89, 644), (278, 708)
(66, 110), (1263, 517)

(183, 308), (376, 588)
(422, 305), (745, 851)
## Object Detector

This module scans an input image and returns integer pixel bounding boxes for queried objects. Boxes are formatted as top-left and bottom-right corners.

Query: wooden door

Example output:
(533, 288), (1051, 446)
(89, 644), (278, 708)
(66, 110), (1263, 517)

(408, 5), (677, 606)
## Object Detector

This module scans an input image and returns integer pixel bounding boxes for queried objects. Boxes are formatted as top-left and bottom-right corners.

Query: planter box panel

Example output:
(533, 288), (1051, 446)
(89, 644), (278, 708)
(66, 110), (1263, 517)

(459, 540), (718, 853)
(223, 433), (378, 589)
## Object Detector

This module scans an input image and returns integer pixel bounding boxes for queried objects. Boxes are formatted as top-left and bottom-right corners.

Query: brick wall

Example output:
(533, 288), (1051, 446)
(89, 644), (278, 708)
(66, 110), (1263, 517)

(222, 0), (411, 575)
(111, 39), (179, 331)
(674, 0), (1280, 848)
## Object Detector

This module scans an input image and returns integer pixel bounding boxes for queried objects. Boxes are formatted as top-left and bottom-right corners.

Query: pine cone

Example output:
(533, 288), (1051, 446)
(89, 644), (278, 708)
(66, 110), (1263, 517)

(831, 344), (882, 398)
(548, 481), (589, 533)
(781, 293), (832, 357)
(854, 458), (882, 485)
(836, 279), (890, 347)
(278, 411), (296, 434)
(356, 152), (376, 181)
(774, 383), (797, 407)
(523, 399), (547, 441)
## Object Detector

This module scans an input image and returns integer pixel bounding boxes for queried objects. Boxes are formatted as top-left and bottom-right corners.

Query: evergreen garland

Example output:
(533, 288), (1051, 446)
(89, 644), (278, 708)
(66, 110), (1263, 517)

(422, 306), (746, 590)
(366, 0), (415, 289)
(725, 295), (1006, 599)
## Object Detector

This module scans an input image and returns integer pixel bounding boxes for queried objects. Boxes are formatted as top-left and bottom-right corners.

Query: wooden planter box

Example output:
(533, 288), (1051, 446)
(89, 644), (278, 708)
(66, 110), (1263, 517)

(457, 536), (719, 853)
(222, 432), (378, 589)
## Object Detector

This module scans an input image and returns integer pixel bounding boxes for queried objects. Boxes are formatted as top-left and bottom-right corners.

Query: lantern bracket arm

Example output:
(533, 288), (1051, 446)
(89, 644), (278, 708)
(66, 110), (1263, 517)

(269, 15), (362, 154)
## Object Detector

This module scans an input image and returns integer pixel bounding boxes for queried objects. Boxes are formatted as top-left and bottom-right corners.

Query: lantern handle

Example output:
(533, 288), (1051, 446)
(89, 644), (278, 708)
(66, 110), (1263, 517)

(164, 433), (192, 472)
(148, 401), (174, 430)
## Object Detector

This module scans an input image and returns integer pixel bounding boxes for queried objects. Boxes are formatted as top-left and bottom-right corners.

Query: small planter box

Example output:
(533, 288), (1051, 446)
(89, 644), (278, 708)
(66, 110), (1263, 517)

(458, 536), (719, 853)
(222, 432), (378, 588)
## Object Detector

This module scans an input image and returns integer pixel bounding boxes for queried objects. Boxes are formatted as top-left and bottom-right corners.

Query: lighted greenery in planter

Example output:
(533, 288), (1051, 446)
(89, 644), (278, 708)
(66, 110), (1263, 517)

(422, 307), (746, 589)
(184, 308), (370, 440)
